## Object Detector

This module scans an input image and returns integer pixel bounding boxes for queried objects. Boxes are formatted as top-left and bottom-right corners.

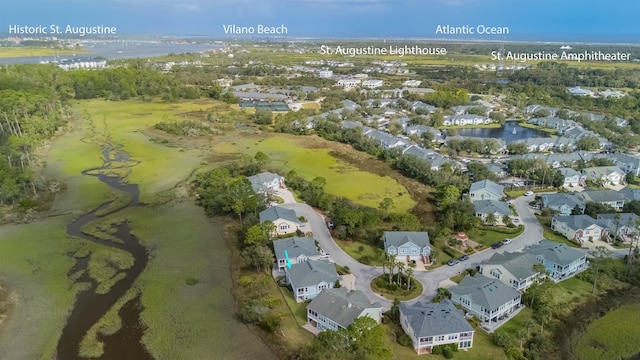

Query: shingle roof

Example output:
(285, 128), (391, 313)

(470, 180), (505, 198)
(552, 214), (604, 232)
(596, 213), (640, 226)
(449, 274), (521, 312)
(485, 252), (540, 280)
(384, 231), (430, 249)
(542, 193), (584, 208)
(286, 260), (339, 288)
(399, 299), (473, 338)
(558, 167), (581, 178)
(248, 172), (283, 187)
(307, 288), (382, 328)
(577, 190), (626, 203)
(273, 237), (320, 262)
(619, 187), (640, 201)
(473, 200), (512, 216)
(524, 239), (588, 266)
(259, 206), (299, 223)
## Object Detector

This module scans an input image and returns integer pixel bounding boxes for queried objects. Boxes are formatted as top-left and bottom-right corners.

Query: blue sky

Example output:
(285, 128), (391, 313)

(3, 0), (639, 40)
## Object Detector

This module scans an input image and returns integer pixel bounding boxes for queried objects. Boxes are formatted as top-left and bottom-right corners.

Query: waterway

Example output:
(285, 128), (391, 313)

(452, 121), (551, 143)
(0, 40), (222, 65)
(56, 146), (152, 360)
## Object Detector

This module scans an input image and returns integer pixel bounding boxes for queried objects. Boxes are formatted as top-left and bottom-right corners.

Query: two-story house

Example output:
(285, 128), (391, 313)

(285, 260), (340, 302)
(259, 206), (301, 236)
(604, 153), (640, 176)
(247, 172), (285, 194)
(551, 214), (608, 243)
(479, 252), (541, 291)
(273, 237), (322, 271)
(383, 231), (431, 264)
(596, 213), (640, 243)
(473, 200), (513, 225)
(449, 274), (521, 326)
(469, 180), (505, 201)
(576, 190), (626, 211)
(523, 239), (589, 281)
(307, 288), (382, 332)
(582, 166), (626, 187)
(540, 193), (585, 216)
(399, 300), (474, 355)
(557, 167), (586, 187)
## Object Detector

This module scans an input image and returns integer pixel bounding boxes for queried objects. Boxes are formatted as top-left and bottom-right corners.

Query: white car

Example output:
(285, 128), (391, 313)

(524, 191), (534, 196)
(502, 238), (513, 245)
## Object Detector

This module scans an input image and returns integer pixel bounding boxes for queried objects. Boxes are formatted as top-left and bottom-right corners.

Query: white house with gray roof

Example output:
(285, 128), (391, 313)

(596, 213), (640, 243)
(285, 260), (340, 302)
(383, 231), (431, 263)
(576, 190), (626, 211)
(307, 288), (382, 332)
(259, 206), (300, 236)
(449, 274), (522, 325)
(603, 153), (640, 176)
(479, 252), (541, 291)
(402, 145), (451, 171)
(247, 172), (285, 194)
(558, 167), (586, 187)
(273, 237), (322, 271)
(582, 166), (625, 187)
(551, 214), (608, 243)
(524, 240), (588, 281)
(473, 200), (513, 225)
(469, 180), (505, 201)
(399, 300), (474, 354)
(540, 193), (585, 216)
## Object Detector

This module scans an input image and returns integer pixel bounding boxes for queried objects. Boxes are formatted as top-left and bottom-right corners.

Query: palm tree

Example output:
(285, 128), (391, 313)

(485, 213), (497, 226)
(387, 254), (397, 285)
(502, 214), (512, 226)
(406, 262), (416, 290)
(396, 262), (406, 285)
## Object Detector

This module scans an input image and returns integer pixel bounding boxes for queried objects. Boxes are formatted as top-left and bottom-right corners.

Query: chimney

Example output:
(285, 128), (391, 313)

(348, 302), (352, 308)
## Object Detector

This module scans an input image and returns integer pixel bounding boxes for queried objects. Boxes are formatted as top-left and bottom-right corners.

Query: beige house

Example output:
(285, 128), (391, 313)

(479, 252), (540, 291)
(582, 166), (625, 186)
(259, 206), (300, 236)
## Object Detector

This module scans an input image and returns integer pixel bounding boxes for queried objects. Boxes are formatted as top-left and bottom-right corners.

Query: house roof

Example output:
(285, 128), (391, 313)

(286, 260), (339, 288)
(383, 231), (430, 249)
(606, 153), (640, 168)
(619, 187), (640, 201)
(552, 214), (604, 232)
(558, 167), (581, 178)
(542, 193), (584, 209)
(470, 180), (505, 198)
(596, 213), (640, 226)
(248, 172), (283, 186)
(273, 237), (321, 261)
(307, 288), (382, 328)
(484, 252), (540, 280)
(449, 274), (521, 312)
(524, 239), (588, 266)
(473, 200), (512, 216)
(582, 166), (625, 178)
(259, 206), (299, 224)
(399, 299), (473, 338)
(577, 190), (626, 204)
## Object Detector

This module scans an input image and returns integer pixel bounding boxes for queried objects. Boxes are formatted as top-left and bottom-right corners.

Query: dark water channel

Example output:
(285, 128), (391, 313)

(56, 146), (152, 360)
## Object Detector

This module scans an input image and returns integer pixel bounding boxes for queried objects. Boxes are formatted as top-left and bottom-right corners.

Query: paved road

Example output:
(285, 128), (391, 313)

(283, 195), (628, 309)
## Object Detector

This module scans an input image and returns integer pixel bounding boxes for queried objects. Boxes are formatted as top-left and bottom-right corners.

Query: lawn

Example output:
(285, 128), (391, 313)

(234, 136), (416, 212)
(517, 122), (558, 135)
(548, 277), (595, 316)
(574, 303), (640, 360)
(497, 308), (534, 338)
(466, 226), (523, 248)
(539, 222), (582, 248)
(334, 239), (384, 266)
(370, 275), (423, 301)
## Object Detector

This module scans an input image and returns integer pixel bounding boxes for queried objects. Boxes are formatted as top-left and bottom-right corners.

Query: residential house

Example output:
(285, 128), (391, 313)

(527, 117), (573, 130)
(523, 239), (589, 281)
(362, 79), (384, 89)
(273, 237), (322, 271)
(410, 101), (437, 113)
(540, 193), (585, 216)
(576, 190), (626, 211)
(383, 231), (431, 263)
(399, 300), (474, 354)
(364, 129), (407, 149)
(525, 105), (559, 117)
(604, 153), (640, 176)
(473, 200), (513, 225)
(285, 260), (340, 302)
(558, 167), (586, 187)
(469, 179), (505, 201)
(247, 172), (285, 194)
(449, 274), (522, 324)
(402, 145), (451, 171)
(619, 186), (640, 202)
(582, 166), (626, 186)
(259, 206), (300, 236)
(443, 114), (491, 126)
(307, 288), (383, 332)
(550, 215), (608, 243)
(485, 163), (508, 179)
(511, 137), (575, 153)
(405, 125), (443, 143)
(479, 252), (541, 291)
(510, 151), (594, 169)
(337, 78), (361, 89)
(568, 86), (595, 96)
(596, 213), (640, 243)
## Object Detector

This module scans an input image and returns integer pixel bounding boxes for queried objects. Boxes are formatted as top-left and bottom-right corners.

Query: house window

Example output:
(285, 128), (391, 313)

(436, 335), (445, 342)
(490, 269), (501, 279)
(448, 334), (458, 340)
(460, 341), (472, 348)
(461, 297), (471, 306)
(280, 224), (290, 230)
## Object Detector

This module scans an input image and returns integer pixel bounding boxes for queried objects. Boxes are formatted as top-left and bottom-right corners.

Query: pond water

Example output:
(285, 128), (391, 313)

(452, 121), (551, 143)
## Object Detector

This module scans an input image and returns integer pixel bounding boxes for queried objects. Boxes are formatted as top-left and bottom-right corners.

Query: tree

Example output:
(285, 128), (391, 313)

(254, 151), (270, 166)
(347, 317), (392, 360)
(242, 245), (274, 273)
(244, 224), (268, 246)
(589, 246), (612, 294)
(252, 109), (273, 125)
(576, 136), (601, 151)
(406, 262), (416, 290)
(387, 254), (397, 285)
(485, 213), (497, 226)
(378, 197), (394, 213)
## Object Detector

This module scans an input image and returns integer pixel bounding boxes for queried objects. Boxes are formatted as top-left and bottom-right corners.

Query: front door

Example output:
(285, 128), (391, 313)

(407, 255), (410, 262)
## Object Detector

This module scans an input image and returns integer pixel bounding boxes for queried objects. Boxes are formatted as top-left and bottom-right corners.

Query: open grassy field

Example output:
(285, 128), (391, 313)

(0, 46), (87, 58)
(232, 136), (416, 212)
(466, 226), (524, 248)
(574, 303), (640, 360)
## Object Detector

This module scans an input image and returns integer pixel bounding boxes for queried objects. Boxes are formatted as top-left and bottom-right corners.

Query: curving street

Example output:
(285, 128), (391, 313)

(282, 194), (627, 309)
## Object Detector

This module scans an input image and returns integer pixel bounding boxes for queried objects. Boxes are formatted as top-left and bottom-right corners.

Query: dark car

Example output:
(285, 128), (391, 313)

(459, 254), (469, 261)
(492, 242), (503, 249)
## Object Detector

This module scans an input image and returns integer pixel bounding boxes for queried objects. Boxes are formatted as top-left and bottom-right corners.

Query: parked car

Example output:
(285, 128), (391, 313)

(502, 238), (513, 245)
(524, 191), (534, 196)
(459, 254), (469, 261)
(326, 220), (334, 229)
(492, 242), (503, 249)
(447, 259), (459, 266)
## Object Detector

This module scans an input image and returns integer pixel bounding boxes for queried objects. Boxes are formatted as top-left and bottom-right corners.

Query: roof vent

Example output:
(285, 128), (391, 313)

(348, 302), (352, 308)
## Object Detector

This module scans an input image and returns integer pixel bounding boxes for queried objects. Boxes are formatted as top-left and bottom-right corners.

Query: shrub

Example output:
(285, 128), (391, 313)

(443, 346), (454, 359)
(185, 277), (199, 285)
(260, 314), (282, 332)
(397, 333), (413, 347)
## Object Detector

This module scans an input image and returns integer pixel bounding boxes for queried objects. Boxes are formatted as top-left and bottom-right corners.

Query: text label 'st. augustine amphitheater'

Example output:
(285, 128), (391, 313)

(8, 24), (117, 36)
